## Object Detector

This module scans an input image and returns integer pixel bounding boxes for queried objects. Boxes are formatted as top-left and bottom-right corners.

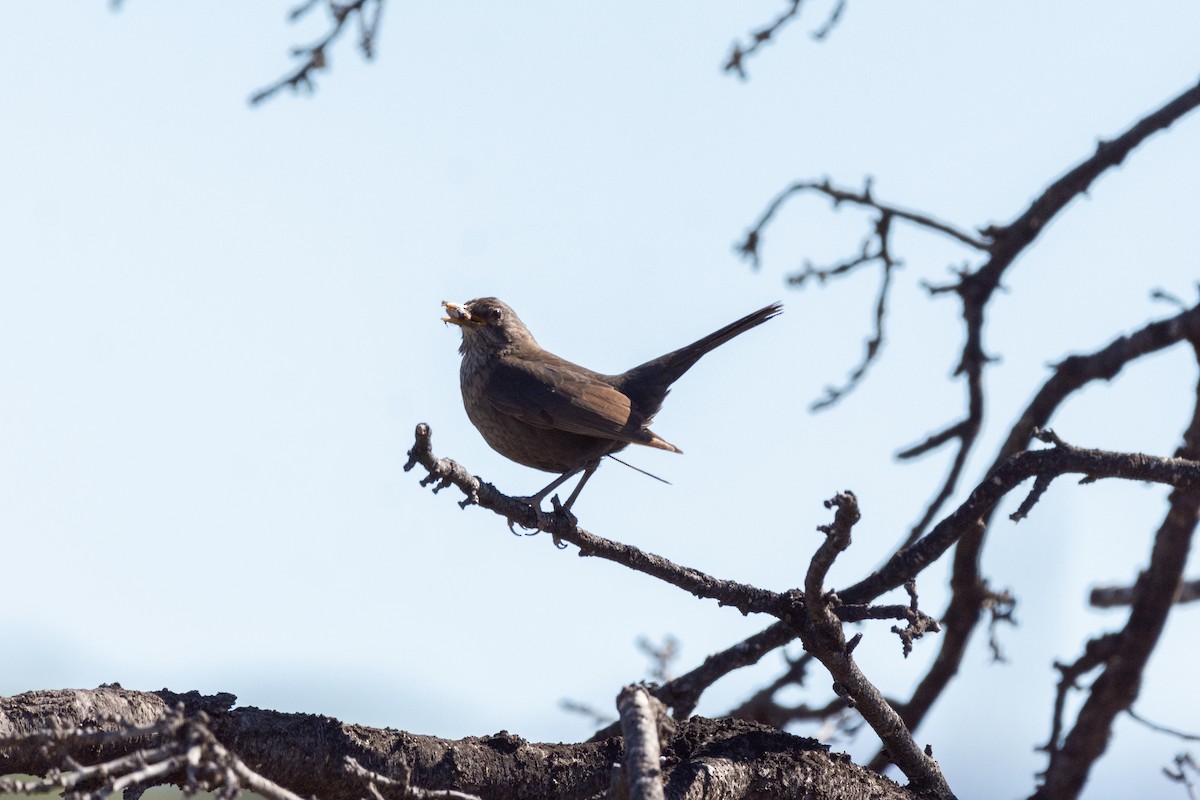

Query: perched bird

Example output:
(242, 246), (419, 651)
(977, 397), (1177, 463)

(442, 297), (782, 512)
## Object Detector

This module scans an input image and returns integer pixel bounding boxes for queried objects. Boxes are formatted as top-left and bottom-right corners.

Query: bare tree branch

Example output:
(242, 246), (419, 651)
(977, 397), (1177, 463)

(343, 756), (483, 800)
(738, 178), (988, 268)
(407, 424), (1200, 615)
(648, 621), (798, 722)
(724, 0), (852, 79)
(249, 0), (386, 106)
(801, 494), (953, 798)
(410, 419), (1200, 793)
(0, 686), (913, 800)
(1090, 578), (1200, 608)
(1126, 710), (1200, 743)
(1033, 346), (1200, 800)
(616, 686), (671, 800)
(881, 301), (1200, 769)
(732, 80), (1200, 774)
(1164, 753), (1200, 800)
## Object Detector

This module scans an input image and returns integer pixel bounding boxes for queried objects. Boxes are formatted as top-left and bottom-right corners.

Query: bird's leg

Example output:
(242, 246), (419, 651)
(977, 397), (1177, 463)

(526, 468), (583, 508)
(558, 460), (600, 512)
(524, 459), (601, 515)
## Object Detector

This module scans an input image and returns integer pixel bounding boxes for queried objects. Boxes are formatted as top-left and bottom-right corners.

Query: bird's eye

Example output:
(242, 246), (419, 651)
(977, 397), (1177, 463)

(491, 307), (503, 321)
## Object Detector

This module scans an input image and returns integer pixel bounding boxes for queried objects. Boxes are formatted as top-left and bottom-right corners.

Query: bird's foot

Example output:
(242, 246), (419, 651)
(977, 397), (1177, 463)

(550, 494), (575, 515)
(503, 495), (576, 545)
(504, 499), (543, 536)
(549, 494), (579, 531)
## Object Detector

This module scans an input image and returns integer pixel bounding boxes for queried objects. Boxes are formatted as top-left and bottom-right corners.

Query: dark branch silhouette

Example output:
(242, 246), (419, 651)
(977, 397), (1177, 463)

(249, 0), (385, 106)
(724, 0), (851, 79)
(738, 76), (1200, 788)
(0, 686), (910, 800)
(405, 418), (1200, 796)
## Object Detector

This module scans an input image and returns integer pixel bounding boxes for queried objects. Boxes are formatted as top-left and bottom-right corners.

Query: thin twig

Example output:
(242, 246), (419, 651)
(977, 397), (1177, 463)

(249, 0), (386, 106)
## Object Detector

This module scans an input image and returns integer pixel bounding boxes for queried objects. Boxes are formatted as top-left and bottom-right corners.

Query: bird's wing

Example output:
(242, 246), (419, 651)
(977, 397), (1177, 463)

(484, 355), (680, 453)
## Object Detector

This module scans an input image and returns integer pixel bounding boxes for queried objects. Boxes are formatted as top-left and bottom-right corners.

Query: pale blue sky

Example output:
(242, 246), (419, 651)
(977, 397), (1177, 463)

(2, 3), (1198, 798)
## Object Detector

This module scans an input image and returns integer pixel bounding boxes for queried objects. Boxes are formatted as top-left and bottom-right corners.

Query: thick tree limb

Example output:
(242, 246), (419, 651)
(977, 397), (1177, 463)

(0, 686), (914, 800)
(616, 686), (670, 800)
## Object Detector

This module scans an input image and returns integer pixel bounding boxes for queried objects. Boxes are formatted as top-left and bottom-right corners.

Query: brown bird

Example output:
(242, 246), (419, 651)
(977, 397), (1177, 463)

(442, 297), (782, 512)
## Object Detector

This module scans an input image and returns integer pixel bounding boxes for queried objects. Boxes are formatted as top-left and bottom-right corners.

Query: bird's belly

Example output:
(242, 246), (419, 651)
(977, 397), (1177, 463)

(462, 393), (618, 473)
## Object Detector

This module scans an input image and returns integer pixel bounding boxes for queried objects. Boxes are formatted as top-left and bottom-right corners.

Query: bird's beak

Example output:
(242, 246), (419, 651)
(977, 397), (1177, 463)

(441, 301), (473, 327)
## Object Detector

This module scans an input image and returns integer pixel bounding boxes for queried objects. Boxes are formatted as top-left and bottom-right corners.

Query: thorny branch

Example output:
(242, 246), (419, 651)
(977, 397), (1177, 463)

(249, 0), (385, 106)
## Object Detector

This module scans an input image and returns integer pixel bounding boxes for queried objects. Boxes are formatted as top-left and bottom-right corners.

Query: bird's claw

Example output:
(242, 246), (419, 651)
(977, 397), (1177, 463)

(550, 495), (578, 528)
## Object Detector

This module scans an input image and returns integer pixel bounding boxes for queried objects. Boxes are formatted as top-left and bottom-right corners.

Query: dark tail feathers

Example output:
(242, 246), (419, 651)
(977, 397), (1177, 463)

(616, 302), (783, 417)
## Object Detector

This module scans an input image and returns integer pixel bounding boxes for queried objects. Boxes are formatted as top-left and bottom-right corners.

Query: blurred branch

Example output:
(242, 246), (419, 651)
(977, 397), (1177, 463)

(636, 634), (681, 683)
(647, 621), (797, 722)
(1090, 578), (1200, 608)
(1164, 753), (1200, 800)
(724, 0), (850, 79)
(1127, 709), (1200, 743)
(249, 0), (386, 106)
(561, 698), (615, 729)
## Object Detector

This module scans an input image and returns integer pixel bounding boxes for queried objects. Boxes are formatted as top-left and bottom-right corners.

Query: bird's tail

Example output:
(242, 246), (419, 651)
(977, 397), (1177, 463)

(617, 302), (783, 416)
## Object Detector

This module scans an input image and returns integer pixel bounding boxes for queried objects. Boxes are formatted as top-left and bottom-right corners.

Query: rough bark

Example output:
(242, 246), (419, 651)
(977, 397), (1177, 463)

(0, 686), (922, 800)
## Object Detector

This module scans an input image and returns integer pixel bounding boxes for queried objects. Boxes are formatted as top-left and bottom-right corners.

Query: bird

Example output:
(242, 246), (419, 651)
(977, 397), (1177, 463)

(442, 297), (782, 512)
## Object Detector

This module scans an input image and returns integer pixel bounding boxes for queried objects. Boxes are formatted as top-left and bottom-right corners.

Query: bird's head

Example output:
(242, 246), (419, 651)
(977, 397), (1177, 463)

(442, 297), (537, 355)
